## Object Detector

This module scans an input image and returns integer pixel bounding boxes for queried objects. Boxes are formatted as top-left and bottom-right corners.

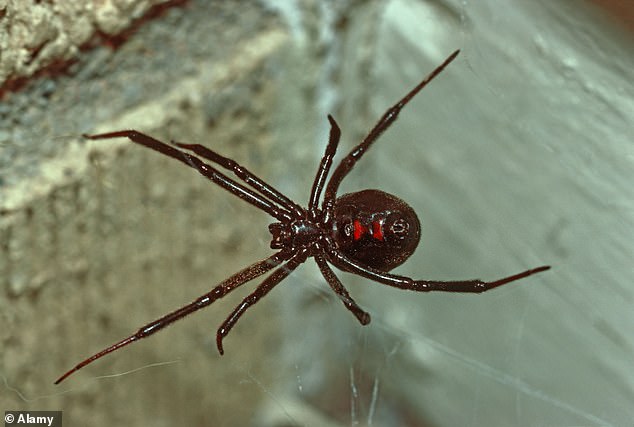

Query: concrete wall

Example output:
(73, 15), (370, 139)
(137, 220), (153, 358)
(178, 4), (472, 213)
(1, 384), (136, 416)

(1, 1), (313, 425)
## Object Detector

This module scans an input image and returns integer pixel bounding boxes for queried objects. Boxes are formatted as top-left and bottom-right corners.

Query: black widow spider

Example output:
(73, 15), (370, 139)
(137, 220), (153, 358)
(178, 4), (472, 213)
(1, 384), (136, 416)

(55, 49), (550, 384)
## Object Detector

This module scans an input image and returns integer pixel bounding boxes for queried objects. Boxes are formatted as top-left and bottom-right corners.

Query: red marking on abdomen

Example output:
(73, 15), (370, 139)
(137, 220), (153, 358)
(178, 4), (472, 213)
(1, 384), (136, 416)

(372, 220), (384, 240)
(353, 219), (384, 241)
(353, 219), (366, 241)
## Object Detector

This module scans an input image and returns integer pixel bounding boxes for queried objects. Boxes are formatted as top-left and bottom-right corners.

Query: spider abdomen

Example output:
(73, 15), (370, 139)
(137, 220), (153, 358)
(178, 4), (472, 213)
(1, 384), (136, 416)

(332, 189), (421, 271)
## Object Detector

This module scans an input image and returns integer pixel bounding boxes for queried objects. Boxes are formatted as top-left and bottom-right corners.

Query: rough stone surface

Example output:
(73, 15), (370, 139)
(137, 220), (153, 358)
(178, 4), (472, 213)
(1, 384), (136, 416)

(0, 0), (171, 84)
(0, 1), (310, 426)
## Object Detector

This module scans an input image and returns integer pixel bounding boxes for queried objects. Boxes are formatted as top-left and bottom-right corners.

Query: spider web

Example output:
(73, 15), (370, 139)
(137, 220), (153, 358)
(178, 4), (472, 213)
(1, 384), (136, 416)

(253, 0), (634, 426)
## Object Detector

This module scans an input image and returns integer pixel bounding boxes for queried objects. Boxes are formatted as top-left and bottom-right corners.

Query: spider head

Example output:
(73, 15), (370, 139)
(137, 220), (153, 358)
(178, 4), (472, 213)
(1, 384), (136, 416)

(269, 222), (290, 249)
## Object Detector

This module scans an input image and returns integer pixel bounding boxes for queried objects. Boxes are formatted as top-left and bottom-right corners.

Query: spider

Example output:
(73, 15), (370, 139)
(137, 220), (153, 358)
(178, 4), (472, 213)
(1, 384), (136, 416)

(55, 49), (550, 384)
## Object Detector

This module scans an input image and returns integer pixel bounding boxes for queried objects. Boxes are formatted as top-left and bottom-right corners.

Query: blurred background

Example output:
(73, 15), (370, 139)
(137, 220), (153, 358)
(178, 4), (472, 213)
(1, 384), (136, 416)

(1, 0), (632, 426)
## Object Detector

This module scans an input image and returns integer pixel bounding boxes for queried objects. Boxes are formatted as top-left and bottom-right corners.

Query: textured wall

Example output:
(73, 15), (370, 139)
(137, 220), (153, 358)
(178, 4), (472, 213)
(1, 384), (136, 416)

(0, 0), (174, 85)
(1, 1), (312, 425)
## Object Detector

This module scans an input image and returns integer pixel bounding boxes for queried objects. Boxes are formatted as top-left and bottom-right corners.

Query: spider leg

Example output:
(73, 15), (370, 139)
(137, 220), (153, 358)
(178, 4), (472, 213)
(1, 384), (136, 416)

(216, 248), (308, 355)
(83, 131), (292, 222)
(54, 250), (291, 384)
(314, 254), (370, 325)
(308, 115), (341, 212)
(327, 246), (550, 293)
(174, 141), (304, 218)
(323, 50), (460, 217)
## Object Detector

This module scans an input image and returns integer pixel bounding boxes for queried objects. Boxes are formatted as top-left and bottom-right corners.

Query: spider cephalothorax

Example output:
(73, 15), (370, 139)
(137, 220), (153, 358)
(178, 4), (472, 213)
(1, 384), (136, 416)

(55, 49), (550, 384)
(268, 219), (322, 250)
